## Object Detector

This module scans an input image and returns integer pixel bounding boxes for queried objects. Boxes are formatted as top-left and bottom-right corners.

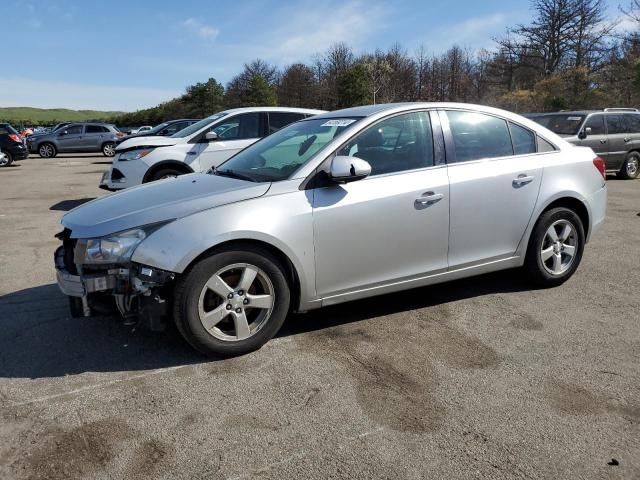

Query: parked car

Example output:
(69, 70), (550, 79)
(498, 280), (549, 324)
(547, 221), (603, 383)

(0, 123), (29, 166)
(130, 125), (152, 135)
(55, 102), (607, 357)
(27, 123), (124, 158)
(116, 119), (200, 145)
(529, 108), (640, 179)
(100, 107), (325, 190)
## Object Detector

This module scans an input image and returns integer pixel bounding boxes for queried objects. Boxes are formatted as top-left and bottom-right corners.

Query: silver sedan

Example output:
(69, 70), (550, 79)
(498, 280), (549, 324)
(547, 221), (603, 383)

(54, 103), (607, 356)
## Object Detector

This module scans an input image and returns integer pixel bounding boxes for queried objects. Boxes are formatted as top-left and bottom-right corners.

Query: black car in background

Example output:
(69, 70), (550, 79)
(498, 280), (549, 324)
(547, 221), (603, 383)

(116, 118), (200, 144)
(0, 123), (29, 167)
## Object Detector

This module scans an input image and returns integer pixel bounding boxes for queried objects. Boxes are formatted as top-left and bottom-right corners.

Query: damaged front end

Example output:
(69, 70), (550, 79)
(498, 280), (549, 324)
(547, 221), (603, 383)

(54, 228), (175, 331)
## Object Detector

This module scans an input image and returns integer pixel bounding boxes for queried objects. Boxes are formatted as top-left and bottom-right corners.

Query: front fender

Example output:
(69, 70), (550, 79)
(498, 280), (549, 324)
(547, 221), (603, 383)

(131, 189), (317, 308)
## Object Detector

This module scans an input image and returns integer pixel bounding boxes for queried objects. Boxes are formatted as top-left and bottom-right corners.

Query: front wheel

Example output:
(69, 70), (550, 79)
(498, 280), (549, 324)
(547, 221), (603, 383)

(102, 142), (116, 157)
(524, 207), (585, 287)
(173, 246), (291, 357)
(618, 151), (639, 179)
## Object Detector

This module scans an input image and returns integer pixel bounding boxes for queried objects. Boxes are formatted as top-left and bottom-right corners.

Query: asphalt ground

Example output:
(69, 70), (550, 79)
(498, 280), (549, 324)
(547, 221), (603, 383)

(0, 153), (639, 479)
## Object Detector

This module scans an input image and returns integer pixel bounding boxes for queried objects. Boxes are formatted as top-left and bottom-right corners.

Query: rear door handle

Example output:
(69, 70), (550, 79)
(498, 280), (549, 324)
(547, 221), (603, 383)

(600, 139), (607, 144)
(624, 137), (631, 142)
(415, 192), (444, 206)
(513, 174), (535, 187)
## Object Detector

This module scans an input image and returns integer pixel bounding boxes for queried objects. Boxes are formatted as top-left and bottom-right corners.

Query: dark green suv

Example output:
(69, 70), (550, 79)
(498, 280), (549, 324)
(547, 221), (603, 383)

(530, 108), (640, 179)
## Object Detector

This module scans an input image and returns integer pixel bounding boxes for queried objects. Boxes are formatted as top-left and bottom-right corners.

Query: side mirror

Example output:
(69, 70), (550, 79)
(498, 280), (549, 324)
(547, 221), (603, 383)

(204, 131), (218, 141)
(579, 127), (591, 139)
(329, 156), (371, 183)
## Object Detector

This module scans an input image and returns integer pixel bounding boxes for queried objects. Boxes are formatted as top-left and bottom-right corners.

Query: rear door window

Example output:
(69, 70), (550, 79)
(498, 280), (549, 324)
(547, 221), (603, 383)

(64, 125), (83, 135)
(85, 125), (108, 133)
(509, 122), (536, 155)
(268, 112), (306, 134)
(623, 114), (640, 133)
(606, 115), (628, 134)
(446, 111), (513, 162)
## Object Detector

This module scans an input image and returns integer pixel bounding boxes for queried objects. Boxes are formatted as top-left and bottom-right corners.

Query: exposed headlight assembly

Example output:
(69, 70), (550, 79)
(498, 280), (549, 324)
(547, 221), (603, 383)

(118, 148), (154, 161)
(83, 222), (169, 264)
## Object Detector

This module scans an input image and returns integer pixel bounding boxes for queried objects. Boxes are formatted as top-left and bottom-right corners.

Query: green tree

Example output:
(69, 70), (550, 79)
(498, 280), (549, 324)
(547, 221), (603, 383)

(244, 75), (277, 107)
(336, 64), (370, 108)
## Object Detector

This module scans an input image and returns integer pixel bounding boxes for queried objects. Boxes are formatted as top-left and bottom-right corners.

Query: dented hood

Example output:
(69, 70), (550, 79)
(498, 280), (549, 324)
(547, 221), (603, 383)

(62, 173), (270, 238)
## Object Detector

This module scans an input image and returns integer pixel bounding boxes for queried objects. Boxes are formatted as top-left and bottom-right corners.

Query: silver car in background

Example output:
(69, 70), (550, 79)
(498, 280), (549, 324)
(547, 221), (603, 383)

(54, 103), (607, 356)
(28, 122), (123, 158)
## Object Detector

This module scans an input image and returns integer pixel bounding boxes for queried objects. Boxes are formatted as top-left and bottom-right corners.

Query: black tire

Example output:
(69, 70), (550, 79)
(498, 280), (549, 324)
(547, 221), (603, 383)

(102, 142), (116, 157)
(173, 246), (291, 357)
(618, 151), (640, 180)
(38, 142), (56, 158)
(524, 207), (585, 287)
(0, 150), (13, 167)
(146, 168), (184, 183)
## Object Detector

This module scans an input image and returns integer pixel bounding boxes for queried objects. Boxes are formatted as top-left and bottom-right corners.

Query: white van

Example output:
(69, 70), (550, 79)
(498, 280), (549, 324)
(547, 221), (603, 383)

(100, 107), (325, 190)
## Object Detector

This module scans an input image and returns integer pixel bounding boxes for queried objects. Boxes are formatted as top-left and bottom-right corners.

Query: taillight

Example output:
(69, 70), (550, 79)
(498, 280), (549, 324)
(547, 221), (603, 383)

(116, 132), (125, 138)
(8, 133), (21, 143)
(593, 156), (606, 181)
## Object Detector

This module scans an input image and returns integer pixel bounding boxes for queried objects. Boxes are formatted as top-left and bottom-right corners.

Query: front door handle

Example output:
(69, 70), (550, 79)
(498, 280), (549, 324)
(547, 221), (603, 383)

(600, 139), (607, 144)
(415, 192), (444, 206)
(624, 137), (631, 143)
(513, 174), (535, 187)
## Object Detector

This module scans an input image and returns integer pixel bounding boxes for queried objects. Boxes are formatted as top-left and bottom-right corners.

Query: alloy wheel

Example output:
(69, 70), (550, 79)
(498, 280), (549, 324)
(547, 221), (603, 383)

(540, 219), (578, 275)
(39, 144), (53, 158)
(0, 152), (8, 167)
(197, 263), (275, 342)
(103, 144), (115, 156)
(626, 156), (639, 177)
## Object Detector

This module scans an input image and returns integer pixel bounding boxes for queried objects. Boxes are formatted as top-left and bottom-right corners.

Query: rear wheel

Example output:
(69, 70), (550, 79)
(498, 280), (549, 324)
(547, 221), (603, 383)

(618, 151), (639, 179)
(0, 150), (13, 167)
(39, 143), (56, 158)
(173, 247), (290, 357)
(102, 142), (116, 157)
(524, 207), (585, 287)
(146, 168), (184, 182)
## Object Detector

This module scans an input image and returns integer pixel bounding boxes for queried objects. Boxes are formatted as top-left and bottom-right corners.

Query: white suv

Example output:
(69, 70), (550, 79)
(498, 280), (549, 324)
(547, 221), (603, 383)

(100, 107), (325, 190)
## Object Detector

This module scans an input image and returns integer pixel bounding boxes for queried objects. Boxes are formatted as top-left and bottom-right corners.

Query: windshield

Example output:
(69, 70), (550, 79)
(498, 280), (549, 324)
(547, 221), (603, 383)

(145, 122), (170, 135)
(171, 113), (227, 138)
(213, 117), (362, 182)
(531, 114), (585, 136)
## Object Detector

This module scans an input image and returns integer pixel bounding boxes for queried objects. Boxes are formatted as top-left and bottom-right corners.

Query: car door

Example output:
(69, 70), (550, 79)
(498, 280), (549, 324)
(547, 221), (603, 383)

(312, 111), (450, 299)
(604, 114), (630, 171)
(443, 110), (543, 269)
(623, 113), (640, 154)
(195, 112), (264, 172)
(577, 114), (608, 162)
(56, 124), (84, 152)
(81, 125), (107, 151)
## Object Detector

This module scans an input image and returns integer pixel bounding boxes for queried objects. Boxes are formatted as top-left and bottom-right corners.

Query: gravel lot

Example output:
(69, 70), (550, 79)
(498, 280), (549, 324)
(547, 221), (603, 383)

(0, 154), (639, 479)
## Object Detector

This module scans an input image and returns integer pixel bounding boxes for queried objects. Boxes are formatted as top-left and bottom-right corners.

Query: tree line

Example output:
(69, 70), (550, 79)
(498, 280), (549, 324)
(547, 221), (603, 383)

(112, 0), (640, 126)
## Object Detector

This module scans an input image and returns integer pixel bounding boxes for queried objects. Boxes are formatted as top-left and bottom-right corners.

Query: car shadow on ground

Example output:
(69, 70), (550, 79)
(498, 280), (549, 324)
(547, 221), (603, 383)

(49, 198), (96, 211)
(0, 270), (532, 380)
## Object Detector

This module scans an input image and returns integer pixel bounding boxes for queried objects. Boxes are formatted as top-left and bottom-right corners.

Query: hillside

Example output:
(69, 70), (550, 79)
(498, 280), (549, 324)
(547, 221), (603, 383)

(0, 107), (125, 125)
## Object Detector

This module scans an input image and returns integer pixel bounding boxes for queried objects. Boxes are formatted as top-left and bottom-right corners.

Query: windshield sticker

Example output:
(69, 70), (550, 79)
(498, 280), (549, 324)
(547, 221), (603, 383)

(567, 116), (582, 121)
(321, 119), (356, 127)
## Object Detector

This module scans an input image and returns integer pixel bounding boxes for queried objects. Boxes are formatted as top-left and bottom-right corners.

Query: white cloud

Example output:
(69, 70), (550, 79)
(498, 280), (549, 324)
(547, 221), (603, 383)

(182, 18), (219, 40)
(232, 0), (386, 64)
(0, 77), (180, 111)
(429, 12), (516, 51)
(613, 16), (638, 34)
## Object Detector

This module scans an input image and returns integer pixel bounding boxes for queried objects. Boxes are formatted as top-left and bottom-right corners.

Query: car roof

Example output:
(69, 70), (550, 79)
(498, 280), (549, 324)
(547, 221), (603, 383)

(309, 102), (543, 120)
(204, 107), (326, 119)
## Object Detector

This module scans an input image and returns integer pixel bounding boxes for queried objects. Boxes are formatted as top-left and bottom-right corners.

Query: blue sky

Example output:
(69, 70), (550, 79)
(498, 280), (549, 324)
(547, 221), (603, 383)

(0, 0), (627, 111)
